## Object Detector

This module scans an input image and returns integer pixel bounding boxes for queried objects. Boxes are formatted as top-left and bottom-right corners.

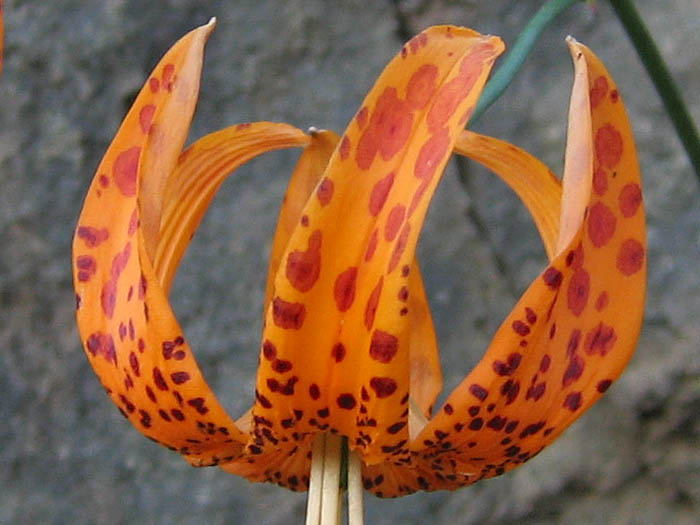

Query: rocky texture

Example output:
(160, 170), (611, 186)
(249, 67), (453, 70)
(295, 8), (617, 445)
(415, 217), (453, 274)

(1, 0), (698, 523)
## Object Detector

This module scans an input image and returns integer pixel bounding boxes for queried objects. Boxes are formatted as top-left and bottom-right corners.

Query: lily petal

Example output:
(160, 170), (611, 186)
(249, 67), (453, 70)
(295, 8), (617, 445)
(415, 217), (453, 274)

(252, 25), (503, 470)
(73, 20), (252, 467)
(454, 130), (562, 260)
(406, 38), (645, 492)
(155, 122), (311, 294)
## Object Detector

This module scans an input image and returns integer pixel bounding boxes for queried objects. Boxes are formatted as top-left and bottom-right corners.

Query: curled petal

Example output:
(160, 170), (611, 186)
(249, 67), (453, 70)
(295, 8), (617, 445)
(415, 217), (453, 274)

(454, 130), (562, 260)
(252, 25), (503, 472)
(405, 38), (645, 493)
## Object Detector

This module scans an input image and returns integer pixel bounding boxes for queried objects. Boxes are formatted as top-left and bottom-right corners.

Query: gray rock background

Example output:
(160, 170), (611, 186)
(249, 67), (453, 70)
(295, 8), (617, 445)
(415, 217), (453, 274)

(1, 0), (698, 523)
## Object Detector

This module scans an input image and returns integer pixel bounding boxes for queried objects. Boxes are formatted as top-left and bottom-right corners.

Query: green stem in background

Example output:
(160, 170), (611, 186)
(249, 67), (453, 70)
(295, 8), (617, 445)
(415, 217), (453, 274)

(470, 0), (581, 125)
(609, 0), (700, 182)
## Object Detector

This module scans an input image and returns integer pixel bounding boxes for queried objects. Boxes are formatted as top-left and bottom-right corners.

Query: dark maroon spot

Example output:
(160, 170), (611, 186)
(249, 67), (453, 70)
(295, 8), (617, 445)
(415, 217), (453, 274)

(272, 359), (293, 373)
(286, 230), (322, 292)
(145, 385), (156, 403)
(595, 291), (610, 311)
(139, 409), (152, 428)
(540, 354), (551, 373)
(519, 421), (545, 439)
(469, 384), (488, 401)
(337, 394), (356, 410)
(369, 377), (397, 399)
(317, 407), (329, 418)
(272, 297), (306, 330)
(512, 320), (530, 336)
(171, 409), (185, 421)
(542, 267), (563, 290)
(309, 384), (321, 400)
(331, 343), (346, 363)
(77, 226), (109, 248)
(262, 340), (277, 360)
(171, 372), (190, 385)
(469, 418), (484, 430)
(86, 332), (117, 365)
(525, 307), (537, 325)
(486, 416), (506, 431)
(153, 367), (169, 391)
(387, 422), (406, 434)
(158, 409), (171, 422)
(334, 267), (357, 312)
(187, 397), (209, 415)
(563, 392), (582, 411)
(256, 390), (272, 409)
(597, 379), (613, 393)
(526, 382), (546, 401)
(567, 268), (590, 316)
(444, 404), (454, 415)
(76, 255), (97, 282)
(500, 379), (520, 405)
(567, 329), (581, 357)
(562, 353), (585, 388)
(398, 286), (409, 302)
(549, 324), (557, 339)
(492, 353), (522, 376)
(369, 330), (398, 363)
(128, 352), (140, 377)
(584, 322), (617, 356)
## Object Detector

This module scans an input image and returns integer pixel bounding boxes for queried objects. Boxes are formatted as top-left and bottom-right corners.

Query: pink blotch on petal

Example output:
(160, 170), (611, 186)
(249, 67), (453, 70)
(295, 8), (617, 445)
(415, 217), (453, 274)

(619, 183), (642, 218)
(286, 230), (322, 292)
(406, 64), (438, 110)
(316, 178), (334, 206)
(567, 268), (590, 316)
(364, 277), (383, 330)
(339, 136), (351, 160)
(593, 168), (608, 196)
(77, 226), (109, 248)
(384, 205), (406, 242)
(617, 239), (645, 276)
(369, 330), (399, 363)
(590, 76), (609, 109)
(113, 146), (141, 197)
(365, 229), (379, 262)
(388, 223), (410, 274)
(595, 124), (623, 169)
(334, 267), (358, 312)
(369, 172), (395, 216)
(588, 202), (617, 248)
(139, 104), (156, 134)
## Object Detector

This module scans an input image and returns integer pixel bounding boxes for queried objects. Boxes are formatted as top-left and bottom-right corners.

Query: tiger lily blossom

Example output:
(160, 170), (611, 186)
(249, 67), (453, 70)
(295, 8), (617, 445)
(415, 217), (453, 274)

(72, 17), (646, 515)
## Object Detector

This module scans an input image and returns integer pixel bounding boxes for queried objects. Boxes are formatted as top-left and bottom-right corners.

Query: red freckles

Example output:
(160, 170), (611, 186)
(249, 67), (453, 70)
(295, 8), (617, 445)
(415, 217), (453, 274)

(148, 77), (160, 93)
(595, 124), (623, 169)
(593, 167), (608, 196)
(542, 267), (563, 290)
(272, 297), (306, 329)
(588, 202), (617, 247)
(589, 75), (608, 109)
(364, 277), (383, 330)
(356, 106), (368, 128)
(617, 239), (645, 276)
(334, 267), (358, 312)
(595, 291), (609, 311)
(86, 332), (117, 365)
(101, 242), (132, 319)
(355, 87), (413, 170)
(369, 330), (399, 363)
(414, 127), (450, 180)
(406, 64), (438, 110)
(567, 268), (590, 316)
(563, 392), (582, 411)
(369, 172), (395, 216)
(388, 223), (410, 274)
(364, 229), (378, 262)
(286, 229), (322, 292)
(128, 208), (139, 236)
(562, 353), (585, 387)
(139, 104), (156, 134)
(384, 205), (406, 242)
(316, 178), (334, 206)
(77, 226), (109, 248)
(585, 322), (618, 356)
(369, 377), (397, 398)
(76, 255), (97, 282)
(113, 146), (141, 197)
(339, 136), (351, 160)
(162, 63), (175, 91)
(619, 183), (642, 218)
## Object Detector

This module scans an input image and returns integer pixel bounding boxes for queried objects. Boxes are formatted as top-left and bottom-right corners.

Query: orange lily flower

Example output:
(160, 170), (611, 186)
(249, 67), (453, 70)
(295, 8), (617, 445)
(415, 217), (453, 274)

(72, 19), (645, 501)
